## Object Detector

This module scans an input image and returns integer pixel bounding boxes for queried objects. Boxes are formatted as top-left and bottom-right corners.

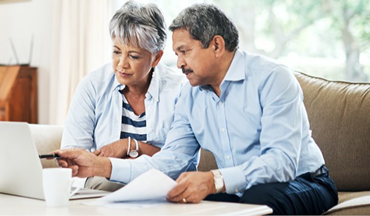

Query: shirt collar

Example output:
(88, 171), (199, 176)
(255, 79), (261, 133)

(112, 67), (160, 102)
(146, 67), (160, 102)
(113, 76), (124, 92)
(199, 50), (245, 91)
(223, 50), (245, 82)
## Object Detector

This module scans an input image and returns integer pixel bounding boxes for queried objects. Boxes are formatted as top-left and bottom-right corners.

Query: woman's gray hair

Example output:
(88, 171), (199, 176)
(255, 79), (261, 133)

(109, 1), (167, 54)
(169, 3), (238, 52)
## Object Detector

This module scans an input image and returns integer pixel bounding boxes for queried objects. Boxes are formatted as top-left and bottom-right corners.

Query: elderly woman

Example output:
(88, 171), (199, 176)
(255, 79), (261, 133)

(61, 1), (187, 191)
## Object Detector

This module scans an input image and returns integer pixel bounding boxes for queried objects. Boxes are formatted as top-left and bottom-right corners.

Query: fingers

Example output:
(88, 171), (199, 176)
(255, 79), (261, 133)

(93, 149), (101, 156)
(56, 158), (79, 177)
(57, 158), (75, 167)
(167, 186), (194, 203)
(167, 174), (189, 203)
(54, 148), (83, 159)
(57, 159), (68, 167)
(167, 184), (187, 202)
(95, 140), (126, 158)
(70, 165), (79, 176)
(94, 146), (113, 157)
(167, 172), (212, 204)
(98, 150), (110, 157)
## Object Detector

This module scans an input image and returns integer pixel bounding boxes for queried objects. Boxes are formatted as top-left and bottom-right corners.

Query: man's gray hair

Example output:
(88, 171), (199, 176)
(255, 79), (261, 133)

(169, 3), (238, 52)
(109, 1), (166, 54)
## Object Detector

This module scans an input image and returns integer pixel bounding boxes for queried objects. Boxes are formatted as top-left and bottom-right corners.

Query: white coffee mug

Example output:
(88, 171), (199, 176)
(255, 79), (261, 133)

(42, 168), (79, 207)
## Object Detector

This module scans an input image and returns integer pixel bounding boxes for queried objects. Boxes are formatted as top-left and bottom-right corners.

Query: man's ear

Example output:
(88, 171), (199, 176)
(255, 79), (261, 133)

(211, 35), (226, 57)
(152, 50), (164, 67)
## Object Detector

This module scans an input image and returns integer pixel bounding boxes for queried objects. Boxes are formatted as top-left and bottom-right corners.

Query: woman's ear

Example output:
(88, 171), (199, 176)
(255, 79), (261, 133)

(211, 35), (226, 58)
(151, 50), (164, 67)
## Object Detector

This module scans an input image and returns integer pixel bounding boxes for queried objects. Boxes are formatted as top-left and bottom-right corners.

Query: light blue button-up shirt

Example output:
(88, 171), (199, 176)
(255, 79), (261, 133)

(61, 62), (187, 151)
(110, 50), (325, 195)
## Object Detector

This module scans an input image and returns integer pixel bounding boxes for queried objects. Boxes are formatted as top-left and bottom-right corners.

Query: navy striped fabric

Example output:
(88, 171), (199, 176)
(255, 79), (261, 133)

(119, 92), (147, 141)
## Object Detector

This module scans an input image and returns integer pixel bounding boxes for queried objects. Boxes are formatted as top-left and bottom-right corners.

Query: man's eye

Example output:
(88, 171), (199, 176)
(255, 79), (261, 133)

(113, 51), (121, 54)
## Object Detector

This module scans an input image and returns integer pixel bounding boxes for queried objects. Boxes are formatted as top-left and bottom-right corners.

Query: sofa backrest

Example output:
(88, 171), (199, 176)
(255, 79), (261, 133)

(198, 72), (370, 191)
(295, 72), (370, 191)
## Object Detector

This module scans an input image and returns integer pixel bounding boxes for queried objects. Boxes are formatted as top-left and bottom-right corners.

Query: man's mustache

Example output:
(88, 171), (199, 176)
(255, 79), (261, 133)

(181, 66), (193, 74)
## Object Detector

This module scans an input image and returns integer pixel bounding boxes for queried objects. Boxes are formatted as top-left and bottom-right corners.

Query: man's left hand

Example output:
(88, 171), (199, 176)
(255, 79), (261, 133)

(167, 171), (215, 203)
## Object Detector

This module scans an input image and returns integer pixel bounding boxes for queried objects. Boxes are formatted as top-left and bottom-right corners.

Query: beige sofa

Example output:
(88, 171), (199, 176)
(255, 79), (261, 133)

(32, 72), (370, 215)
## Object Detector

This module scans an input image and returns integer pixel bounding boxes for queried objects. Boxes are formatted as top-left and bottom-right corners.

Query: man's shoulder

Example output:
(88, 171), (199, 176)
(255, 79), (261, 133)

(178, 82), (203, 101)
(243, 52), (287, 72)
(239, 51), (291, 81)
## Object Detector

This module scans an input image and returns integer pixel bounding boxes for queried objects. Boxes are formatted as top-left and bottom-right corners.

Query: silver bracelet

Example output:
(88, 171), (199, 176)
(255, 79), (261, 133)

(128, 138), (139, 158)
(127, 137), (131, 156)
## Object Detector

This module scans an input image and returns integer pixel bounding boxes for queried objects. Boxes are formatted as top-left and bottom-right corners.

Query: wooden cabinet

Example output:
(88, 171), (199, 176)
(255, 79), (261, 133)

(0, 66), (38, 123)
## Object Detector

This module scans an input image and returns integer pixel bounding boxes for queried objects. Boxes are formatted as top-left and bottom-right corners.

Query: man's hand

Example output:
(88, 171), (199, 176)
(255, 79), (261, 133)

(167, 171), (215, 203)
(55, 148), (112, 178)
(93, 139), (127, 158)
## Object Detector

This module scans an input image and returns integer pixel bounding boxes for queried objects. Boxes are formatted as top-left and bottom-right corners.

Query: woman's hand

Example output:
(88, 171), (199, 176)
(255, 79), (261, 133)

(93, 139), (127, 158)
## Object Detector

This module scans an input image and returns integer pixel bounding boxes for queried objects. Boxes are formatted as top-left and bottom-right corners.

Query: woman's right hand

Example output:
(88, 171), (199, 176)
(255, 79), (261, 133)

(93, 139), (127, 158)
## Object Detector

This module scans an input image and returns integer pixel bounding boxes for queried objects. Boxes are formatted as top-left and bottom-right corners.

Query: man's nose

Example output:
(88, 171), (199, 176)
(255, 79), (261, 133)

(177, 55), (186, 69)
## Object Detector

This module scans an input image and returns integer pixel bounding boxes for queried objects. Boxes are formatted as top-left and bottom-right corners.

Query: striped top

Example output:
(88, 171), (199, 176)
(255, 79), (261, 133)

(119, 92), (147, 141)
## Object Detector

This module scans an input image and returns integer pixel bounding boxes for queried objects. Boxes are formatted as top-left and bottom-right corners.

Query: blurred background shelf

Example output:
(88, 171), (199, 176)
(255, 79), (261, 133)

(0, 66), (38, 123)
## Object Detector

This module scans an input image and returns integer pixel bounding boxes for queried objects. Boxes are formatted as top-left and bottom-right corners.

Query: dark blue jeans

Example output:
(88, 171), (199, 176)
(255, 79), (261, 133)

(205, 165), (338, 215)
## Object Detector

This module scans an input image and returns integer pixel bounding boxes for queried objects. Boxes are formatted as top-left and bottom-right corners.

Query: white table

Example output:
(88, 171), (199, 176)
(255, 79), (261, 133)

(0, 193), (272, 215)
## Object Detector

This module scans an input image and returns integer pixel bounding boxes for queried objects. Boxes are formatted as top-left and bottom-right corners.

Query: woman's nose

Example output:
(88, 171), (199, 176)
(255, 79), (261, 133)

(118, 56), (129, 69)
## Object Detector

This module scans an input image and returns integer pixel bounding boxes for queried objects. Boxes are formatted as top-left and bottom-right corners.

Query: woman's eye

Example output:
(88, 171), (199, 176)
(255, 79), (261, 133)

(130, 55), (140, 59)
(113, 51), (121, 54)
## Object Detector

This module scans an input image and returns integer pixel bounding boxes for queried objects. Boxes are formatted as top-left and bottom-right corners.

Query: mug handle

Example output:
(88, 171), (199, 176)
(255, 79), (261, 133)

(69, 178), (80, 198)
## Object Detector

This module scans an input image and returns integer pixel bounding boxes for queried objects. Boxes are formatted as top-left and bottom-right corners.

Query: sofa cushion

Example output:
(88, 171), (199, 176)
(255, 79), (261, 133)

(29, 124), (63, 168)
(294, 72), (370, 191)
(198, 149), (218, 172)
(325, 194), (370, 215)
(338, 191), (370, 203)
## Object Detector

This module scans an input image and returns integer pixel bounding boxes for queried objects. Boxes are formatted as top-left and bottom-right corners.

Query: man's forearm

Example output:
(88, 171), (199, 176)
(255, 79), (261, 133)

(93, 157), (112, 178)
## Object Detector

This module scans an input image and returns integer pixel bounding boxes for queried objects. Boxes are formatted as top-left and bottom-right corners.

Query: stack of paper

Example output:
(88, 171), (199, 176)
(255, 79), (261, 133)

(98, 169), (177, 203)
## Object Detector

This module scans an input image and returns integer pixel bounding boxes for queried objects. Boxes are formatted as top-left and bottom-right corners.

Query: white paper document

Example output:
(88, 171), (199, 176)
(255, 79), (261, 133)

(97, 169), (177, 203)
(84, 200), (167, 210)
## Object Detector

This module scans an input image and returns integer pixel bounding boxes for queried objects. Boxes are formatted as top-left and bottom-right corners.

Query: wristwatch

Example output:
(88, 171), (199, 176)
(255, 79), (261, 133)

(128, 138), (139, 158)
(211, 169), (224, 193)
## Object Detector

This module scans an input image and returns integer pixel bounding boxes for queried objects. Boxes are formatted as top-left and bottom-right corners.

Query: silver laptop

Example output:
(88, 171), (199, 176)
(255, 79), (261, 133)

(0, 121), (110, 200)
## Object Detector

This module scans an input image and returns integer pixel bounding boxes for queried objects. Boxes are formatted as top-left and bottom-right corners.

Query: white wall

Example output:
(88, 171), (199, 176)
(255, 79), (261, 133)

(0, 0), (55, 124)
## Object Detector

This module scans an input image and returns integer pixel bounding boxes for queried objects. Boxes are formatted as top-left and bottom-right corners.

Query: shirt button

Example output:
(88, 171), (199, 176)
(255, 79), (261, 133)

(226, 155), (231, 160)
(235, 189), (239, 193)
(221, 128), (226, 133)
(218, 101), (222, 105)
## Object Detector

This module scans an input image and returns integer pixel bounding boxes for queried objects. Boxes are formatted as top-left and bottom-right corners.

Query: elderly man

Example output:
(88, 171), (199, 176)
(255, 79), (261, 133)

(57, 3), (338, 214)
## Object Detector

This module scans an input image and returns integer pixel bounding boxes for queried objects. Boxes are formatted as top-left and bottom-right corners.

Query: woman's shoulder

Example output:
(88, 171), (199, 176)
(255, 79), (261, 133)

(75, 63), (116, 95)
(78, 63), (114, 86)
(85, 63), (114, 81)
